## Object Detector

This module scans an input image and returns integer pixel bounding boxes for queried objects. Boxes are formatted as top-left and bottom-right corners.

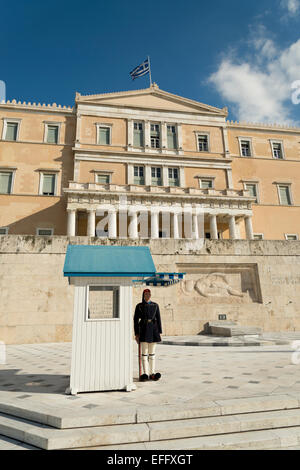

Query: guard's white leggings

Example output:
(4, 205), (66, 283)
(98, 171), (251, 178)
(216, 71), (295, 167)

(141, 342), (156, 375)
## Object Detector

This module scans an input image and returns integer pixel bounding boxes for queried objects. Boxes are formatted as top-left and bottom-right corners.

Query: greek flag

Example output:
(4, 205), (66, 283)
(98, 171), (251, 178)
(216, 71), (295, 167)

(130, 58), (150, 80)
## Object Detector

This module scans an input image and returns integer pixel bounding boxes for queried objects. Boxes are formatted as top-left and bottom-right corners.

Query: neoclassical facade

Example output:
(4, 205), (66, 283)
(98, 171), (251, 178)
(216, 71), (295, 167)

(1, 83), (299, 241)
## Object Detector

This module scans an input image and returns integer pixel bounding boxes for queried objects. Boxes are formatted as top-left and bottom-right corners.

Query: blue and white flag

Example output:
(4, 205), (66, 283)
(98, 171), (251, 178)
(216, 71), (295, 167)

(130, 58), (150, 80)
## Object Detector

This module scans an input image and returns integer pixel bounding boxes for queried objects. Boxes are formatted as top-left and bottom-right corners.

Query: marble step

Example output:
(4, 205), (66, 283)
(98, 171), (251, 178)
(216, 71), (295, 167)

(2, 407), (300, 450)
(0, 394), (298, 429)
(82, 426), (300, 450)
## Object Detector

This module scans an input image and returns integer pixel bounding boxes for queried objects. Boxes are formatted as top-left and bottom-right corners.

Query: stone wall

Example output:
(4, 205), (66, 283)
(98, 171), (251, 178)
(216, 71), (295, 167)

(0, 235), (300, 344)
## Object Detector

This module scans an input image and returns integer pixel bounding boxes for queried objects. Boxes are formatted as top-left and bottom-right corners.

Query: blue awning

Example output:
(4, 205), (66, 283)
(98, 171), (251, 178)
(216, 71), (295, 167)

(63, 245), (156, 277)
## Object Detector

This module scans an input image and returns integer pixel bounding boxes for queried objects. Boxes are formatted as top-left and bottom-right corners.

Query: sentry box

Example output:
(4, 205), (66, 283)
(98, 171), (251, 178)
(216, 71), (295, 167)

(63, 244), (185, 395)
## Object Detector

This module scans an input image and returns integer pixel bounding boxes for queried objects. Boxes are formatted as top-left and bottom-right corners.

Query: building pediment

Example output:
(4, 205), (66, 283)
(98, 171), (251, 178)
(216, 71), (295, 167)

(76, 84), (227, 117)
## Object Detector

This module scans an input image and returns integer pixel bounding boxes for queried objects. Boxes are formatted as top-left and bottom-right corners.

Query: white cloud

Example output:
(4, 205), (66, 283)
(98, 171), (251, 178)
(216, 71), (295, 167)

(281, 0), (300, 14)
(209, 36), (300, 125)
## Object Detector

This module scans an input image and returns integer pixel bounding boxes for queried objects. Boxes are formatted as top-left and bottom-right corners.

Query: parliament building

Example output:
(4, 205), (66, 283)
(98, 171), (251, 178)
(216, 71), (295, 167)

(1, 83), (300, 241)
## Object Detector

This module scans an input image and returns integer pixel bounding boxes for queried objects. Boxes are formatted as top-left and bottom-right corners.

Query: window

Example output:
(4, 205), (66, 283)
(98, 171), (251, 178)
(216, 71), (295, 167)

(200, 179), (214, 189)
(278, 184), (292, 205)
(0, 227), (8, 235)
(150, 124), (160, 148)
(96, 174), (110, 184)
(133, 122), (144, 147)
(46, 125), (59, 144)
(253, 234), (264, 240)
(285, 234), (298, 240)
(133, 166), (145, 185)
(272, 142), (284, 159)
(0, 171), (13, 194)
(5, 122), (18, 141)
(37, 228), (54, 236)
(41, 173), (56, 196)
(168, 168), (179, 187)
(87, 286), (119, 320)
(245, 183), (258, 203)
(98, 126), (111, 145)
(198, 135), (209, 152)
(240, 140), (252, 157)
(167, 125), (177, 149)
(151, 167), (162, 186)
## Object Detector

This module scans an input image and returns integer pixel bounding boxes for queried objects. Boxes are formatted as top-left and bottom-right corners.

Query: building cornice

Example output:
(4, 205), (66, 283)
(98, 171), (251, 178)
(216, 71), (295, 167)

(0, 100), (74, 114)
(227, 120), (300, 134)
(73, 152), (233, 169)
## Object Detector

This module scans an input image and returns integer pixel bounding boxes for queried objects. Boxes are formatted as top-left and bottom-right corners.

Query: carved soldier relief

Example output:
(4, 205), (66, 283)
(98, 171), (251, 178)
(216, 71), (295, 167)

(178, 264), (262, 304)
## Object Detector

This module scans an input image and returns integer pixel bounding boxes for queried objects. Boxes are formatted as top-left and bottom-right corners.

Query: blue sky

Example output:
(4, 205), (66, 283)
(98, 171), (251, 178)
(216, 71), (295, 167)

(1, 0), (300, 124)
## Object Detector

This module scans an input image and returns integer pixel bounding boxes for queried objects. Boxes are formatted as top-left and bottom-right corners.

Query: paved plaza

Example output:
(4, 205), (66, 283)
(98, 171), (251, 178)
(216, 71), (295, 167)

(1, 334), (300, 449)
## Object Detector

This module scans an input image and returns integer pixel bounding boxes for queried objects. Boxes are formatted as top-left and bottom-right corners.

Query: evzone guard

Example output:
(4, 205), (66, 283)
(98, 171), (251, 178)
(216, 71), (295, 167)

(134, 288), (162, 382)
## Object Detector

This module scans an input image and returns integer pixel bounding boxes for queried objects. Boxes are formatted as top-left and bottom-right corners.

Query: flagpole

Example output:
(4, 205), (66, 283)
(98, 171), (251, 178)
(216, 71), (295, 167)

(148, 55), (152, 87)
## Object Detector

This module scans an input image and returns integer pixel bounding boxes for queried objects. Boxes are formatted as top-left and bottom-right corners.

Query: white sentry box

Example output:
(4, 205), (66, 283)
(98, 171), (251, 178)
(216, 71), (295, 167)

(63, 245), (157, 395)
(67, 276), (135, 395)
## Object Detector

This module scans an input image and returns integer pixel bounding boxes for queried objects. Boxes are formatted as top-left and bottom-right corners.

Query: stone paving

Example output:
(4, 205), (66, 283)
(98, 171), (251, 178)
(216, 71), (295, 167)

(0, 334), (300, 449)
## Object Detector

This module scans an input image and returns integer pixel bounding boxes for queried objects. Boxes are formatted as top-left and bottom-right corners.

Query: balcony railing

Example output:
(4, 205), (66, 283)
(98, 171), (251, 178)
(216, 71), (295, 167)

(65, 181), (251, 198)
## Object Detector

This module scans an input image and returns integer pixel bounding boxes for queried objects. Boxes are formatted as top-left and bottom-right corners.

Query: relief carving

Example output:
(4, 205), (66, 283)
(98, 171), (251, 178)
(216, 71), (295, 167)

(181, 273), (246, 298)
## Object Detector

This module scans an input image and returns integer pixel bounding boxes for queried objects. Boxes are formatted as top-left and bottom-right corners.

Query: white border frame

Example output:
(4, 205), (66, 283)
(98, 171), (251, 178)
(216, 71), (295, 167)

(0, 168), (16, 194)
(270, 139), (285, 159)
(285, 233), (299, 240)
(2, 118), (21, 141)
(253, 233), (264, 240)
(195, 132), (210, 153)
(276, 183), (293, 205)
(198, 177), (215, 189)
(242, 181), (260, 203)
(0, 227), (9, 234)
(238, 137), (253, 157)
(43, 122), (62, 145)
(85, 285), (121, 322)
(38, 172), (58, 196)
(96, 123), (113, 145)
(94, 170), (113, 184)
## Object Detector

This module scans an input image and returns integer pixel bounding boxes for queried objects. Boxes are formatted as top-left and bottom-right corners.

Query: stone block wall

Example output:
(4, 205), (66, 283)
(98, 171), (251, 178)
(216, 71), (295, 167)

(0, 235), (299, 344)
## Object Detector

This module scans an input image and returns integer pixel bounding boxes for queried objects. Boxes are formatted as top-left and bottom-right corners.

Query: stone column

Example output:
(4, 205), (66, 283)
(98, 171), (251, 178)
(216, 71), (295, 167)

(108, 209), (117, 238)
(144, 121), (150, 149)
(67, 209), (76, 236)
(151, 210), (159, 239)
(226, 168), (234, 189)
(172, 211), (180, 239)
(177, 124), (183, 150)
(209, 214), (218, 240)
(129, 210), (138, 239)
(192, 213), (199, 239)
(179, 167), (185, 188)
(162, 167), (169, 186)
(245, 215), (254, 240)
(228, 215), (237, 239)
(161, 122), (167, 149)
(127, 119), (133, 147)
(145, 165), (152, 186)
(87, 209), (96, 237)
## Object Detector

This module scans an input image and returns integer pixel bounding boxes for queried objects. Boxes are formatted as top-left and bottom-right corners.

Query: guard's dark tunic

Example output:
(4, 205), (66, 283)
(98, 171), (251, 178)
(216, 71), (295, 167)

(134, 300), (162, 343)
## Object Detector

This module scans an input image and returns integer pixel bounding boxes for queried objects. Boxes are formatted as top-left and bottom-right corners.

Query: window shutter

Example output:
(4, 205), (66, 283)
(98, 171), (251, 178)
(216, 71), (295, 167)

(99, 127), (110, 145)
(42, 174), (55, 195)
(97, 174), (110, 184)
(201, 179), (213, 189)
(47, 125), (59, 144)
(5, 123), (18, 141)
(167, 126), (176, 149)
(0, 172), (12, 193)
(279, 186), (291, 205)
